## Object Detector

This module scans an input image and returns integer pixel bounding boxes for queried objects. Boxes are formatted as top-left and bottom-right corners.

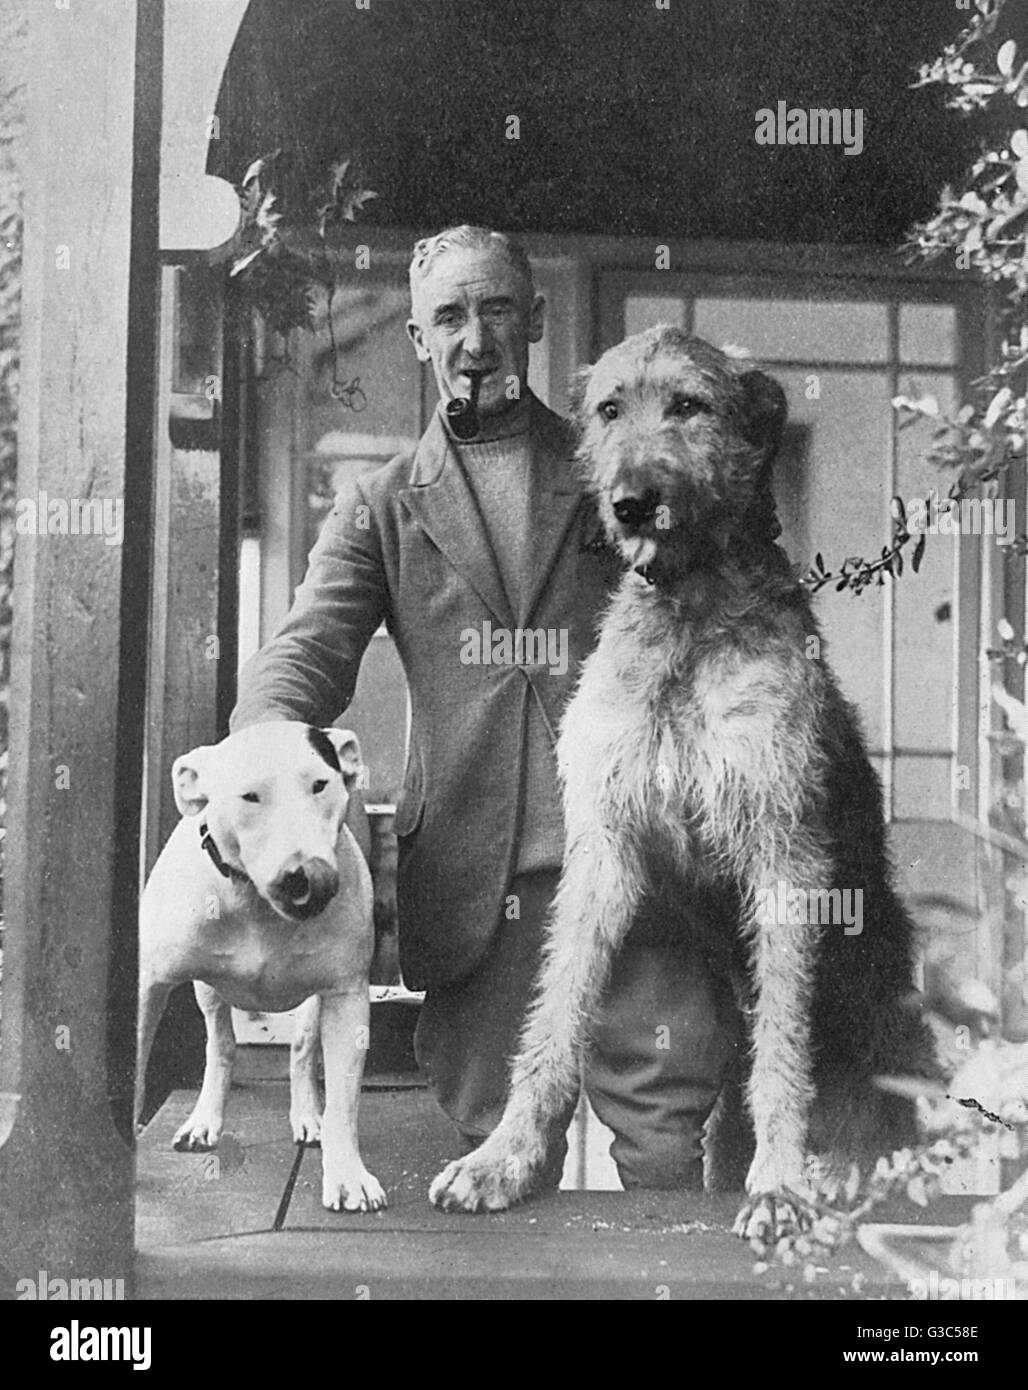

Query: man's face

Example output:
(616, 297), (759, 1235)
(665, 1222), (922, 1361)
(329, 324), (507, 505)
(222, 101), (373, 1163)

(407, 246), (545, 424)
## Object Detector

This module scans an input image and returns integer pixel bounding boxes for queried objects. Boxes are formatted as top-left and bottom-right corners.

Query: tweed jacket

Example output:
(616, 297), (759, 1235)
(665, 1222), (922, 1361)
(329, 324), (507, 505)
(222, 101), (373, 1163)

(231, 396), (621, 988)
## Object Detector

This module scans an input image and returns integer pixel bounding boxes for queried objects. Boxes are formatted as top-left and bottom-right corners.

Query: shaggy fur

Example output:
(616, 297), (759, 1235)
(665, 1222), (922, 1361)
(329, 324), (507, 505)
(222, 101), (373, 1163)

(429, 328), (937, 1241)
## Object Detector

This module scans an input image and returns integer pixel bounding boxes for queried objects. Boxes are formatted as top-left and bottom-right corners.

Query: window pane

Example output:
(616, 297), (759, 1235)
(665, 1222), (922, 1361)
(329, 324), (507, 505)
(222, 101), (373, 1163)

(772, 368), (893, 750)
(624, 295), (686, 337)
(899, 304), (958, 366)
(693, 297), (889, 363)
(893, 372), (960, 760)
(893, 753), (951, 822)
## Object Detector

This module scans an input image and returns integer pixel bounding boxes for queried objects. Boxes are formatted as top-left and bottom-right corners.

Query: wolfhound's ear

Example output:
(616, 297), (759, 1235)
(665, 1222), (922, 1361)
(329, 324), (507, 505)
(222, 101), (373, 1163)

(736, 370), (788, 461)
(567, 364), (593, 424)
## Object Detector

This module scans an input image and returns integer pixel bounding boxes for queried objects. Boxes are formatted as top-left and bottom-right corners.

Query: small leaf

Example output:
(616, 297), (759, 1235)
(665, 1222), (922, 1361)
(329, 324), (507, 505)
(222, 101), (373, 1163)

(255, 191), (281, 238)
(241, 155), (268, 189)
(998, 39), (1017, 77)
(906, 1174), (929, 1207)
(229, 245), (264, 277)
(998, 616), (1016, 641)
(984, 386), (1013, 429)
(912, 533), (927, 573)
(844, 1163), (861, 1204)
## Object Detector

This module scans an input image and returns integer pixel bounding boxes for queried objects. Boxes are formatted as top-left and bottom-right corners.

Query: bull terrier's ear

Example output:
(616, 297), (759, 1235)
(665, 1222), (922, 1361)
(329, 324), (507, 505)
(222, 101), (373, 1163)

(736, 369), (788, 462)
(322, 728), (363, 789)
(172, 747), (213, 817)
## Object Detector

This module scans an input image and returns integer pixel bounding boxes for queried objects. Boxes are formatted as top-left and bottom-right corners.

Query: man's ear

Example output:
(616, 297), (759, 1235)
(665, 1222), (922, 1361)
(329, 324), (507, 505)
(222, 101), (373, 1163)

(736, 369), (788, 463)
(406, 318), (432, 363)
(323, 728), (364, 790)
(172, 746), (214, 817)
(527, 292), (546, 345)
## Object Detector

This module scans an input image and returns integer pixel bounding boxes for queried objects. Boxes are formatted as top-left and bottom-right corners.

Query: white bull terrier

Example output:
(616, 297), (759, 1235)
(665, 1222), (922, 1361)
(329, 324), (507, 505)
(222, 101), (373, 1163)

(136, 721), (386, 1213)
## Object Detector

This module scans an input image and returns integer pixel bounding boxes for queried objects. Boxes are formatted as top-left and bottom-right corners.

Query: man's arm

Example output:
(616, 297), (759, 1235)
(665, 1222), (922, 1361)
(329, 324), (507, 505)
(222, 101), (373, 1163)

(231, 477), (389, 730)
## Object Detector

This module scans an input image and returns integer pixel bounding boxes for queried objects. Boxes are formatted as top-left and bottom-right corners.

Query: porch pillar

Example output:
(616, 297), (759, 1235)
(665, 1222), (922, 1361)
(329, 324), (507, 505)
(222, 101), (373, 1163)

(0, 0), (163, 1288)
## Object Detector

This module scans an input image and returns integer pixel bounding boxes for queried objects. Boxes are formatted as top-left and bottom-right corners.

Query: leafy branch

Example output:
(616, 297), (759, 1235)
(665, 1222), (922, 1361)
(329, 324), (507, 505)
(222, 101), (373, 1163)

(752, 1040), (1028, 1284)
(802, 497), (928, 594)
(229, 151), (377, 399)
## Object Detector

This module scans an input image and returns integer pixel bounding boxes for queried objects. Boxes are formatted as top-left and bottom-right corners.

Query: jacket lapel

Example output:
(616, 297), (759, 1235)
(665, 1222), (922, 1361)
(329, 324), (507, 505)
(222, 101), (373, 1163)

(519, 402), (589, 627)
(399, 411), (514, 628)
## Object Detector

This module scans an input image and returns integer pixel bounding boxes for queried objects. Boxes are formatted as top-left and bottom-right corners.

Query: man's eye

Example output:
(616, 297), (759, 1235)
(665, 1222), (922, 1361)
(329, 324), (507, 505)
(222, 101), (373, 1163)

(599, 401), (620, 422)
(312, 779), (328, 794)
(241, 792), (260, 804)
(668, 397), (708, 420)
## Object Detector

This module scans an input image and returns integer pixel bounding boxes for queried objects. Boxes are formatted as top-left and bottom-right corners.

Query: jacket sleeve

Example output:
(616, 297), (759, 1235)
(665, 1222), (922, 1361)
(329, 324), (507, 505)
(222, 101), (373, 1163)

(231, 476), (389, 730)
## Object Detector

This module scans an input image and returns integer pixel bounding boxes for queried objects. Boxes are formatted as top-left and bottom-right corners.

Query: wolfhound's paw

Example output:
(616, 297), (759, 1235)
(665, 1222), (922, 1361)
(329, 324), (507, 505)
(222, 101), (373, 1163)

(732, 1190), (816, 1249)
(429, 1142), (538, 1213)
(322, 1163), (387, 1214)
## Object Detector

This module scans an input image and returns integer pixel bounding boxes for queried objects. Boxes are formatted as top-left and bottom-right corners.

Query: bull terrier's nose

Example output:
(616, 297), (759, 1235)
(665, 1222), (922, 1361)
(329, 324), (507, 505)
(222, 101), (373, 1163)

(280, 867), (311, 905)
(274, 862), (339, 920)
(612, 488), (661, 531)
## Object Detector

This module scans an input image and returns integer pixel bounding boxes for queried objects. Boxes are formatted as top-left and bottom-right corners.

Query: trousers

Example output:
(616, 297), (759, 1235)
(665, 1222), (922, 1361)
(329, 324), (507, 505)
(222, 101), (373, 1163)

(414, 869), (741, 1189)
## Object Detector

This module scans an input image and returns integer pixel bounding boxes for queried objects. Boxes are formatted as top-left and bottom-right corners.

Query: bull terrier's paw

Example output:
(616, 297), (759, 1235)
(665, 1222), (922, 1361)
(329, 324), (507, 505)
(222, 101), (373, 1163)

(322, 1164), (387, 1214)
(732, 1190), (816, 1250)
(173, 1113), (223, 1151)
(289, 1103), (323, 1147)
(429, 1141), (538, 1213)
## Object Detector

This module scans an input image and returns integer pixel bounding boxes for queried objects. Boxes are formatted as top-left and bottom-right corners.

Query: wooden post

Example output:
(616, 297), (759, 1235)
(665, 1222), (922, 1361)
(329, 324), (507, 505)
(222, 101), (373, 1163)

(0, 0), (163, 1289)
(139, 262), (228, 1117)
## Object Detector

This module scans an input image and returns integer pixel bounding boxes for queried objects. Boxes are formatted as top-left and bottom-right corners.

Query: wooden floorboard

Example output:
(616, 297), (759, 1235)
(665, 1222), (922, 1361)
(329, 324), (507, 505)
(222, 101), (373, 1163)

(136, 1082), (970, 1300)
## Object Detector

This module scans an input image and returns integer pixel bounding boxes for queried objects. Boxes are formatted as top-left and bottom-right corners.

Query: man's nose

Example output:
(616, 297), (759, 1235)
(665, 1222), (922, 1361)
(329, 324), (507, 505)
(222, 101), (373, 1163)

(462, 314), (493, 359)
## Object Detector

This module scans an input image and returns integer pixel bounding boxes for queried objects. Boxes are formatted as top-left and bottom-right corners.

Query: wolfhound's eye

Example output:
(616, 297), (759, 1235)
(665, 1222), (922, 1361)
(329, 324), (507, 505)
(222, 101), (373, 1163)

(241, 792), (260, 804)
(312, 779), (328, 794)
(667, 396), (708, 420)
(599, 400), (620, 421)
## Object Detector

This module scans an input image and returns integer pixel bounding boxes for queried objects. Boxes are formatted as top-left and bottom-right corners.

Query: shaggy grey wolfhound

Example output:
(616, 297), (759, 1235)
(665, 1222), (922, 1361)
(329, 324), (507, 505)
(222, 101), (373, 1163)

(429, 328), (937, 1242)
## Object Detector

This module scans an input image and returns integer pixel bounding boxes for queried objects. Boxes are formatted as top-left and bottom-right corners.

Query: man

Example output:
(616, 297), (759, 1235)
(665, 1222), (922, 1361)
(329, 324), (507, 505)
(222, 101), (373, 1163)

(232, 225), (738, 1187)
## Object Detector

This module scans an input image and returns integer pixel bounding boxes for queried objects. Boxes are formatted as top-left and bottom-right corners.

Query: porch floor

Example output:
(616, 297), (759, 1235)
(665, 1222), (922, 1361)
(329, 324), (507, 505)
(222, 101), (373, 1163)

(135, 1078), (966, 1300)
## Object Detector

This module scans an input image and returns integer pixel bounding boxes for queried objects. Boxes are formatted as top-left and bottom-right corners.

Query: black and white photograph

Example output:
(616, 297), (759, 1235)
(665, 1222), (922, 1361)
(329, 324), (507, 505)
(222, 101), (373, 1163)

(0, 0), (1026, 1335)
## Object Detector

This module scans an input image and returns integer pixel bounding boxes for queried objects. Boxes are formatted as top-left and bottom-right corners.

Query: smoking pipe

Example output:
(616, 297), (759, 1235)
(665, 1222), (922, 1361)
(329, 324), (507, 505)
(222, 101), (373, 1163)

(446, 370), (485, 440)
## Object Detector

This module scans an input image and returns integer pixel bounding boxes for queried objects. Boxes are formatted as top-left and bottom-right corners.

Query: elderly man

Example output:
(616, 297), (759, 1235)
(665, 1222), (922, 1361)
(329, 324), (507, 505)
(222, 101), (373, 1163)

(232, 225), (738, 1188)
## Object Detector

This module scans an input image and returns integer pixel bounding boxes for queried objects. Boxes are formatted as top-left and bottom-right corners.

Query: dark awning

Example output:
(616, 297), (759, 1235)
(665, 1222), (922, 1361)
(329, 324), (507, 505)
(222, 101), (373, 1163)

(206, 0), (979, 245)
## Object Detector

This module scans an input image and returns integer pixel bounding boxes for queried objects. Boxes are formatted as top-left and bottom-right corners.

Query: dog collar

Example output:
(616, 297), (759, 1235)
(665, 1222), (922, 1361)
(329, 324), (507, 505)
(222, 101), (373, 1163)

(199, 821), (250, 885)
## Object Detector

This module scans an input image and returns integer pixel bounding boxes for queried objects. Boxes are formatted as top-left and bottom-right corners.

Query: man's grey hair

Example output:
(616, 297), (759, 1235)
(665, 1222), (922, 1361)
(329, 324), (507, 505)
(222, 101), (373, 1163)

(409, 225), (535, 305)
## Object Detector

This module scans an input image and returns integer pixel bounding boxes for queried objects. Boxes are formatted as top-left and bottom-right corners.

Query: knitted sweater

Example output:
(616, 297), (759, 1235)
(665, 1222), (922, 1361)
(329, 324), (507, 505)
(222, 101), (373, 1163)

(445, 398), (565, 874)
